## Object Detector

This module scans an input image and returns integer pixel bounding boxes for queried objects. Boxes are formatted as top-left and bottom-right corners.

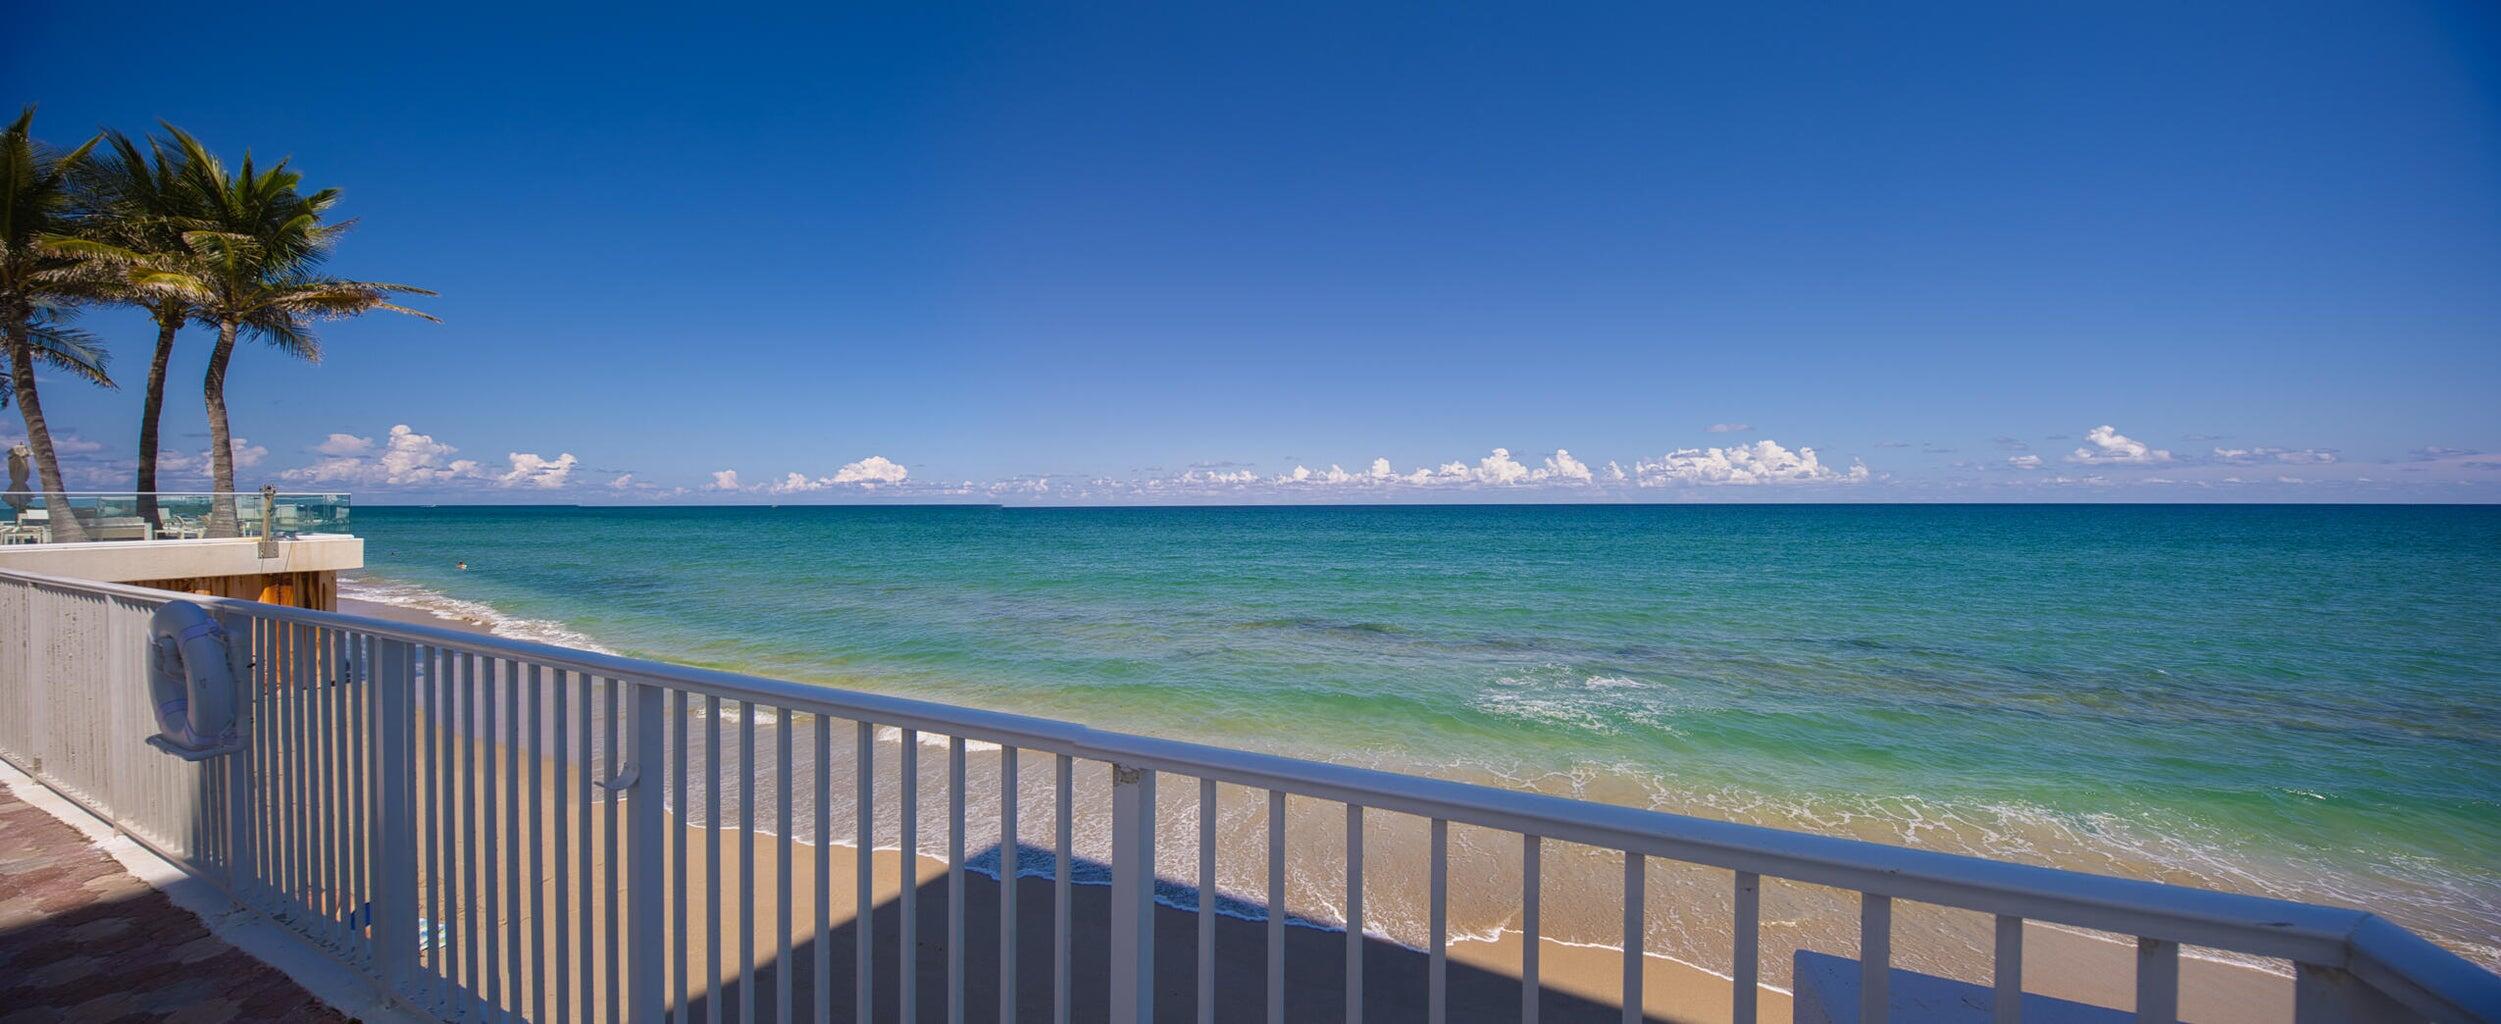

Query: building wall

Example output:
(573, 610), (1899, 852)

(125, 570), (338, 611)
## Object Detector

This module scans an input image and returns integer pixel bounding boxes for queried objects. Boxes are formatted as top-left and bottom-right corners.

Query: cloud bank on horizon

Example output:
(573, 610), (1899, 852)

(15, 421), (2497, 503)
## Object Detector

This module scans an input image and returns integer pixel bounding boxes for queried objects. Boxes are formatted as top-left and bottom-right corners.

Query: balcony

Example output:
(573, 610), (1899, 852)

(2, 567), (2494, 1023)
(0, 491), (351, 545)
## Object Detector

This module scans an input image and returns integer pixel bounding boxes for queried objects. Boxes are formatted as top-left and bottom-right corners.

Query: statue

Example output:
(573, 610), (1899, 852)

(4, 442), (30, 516)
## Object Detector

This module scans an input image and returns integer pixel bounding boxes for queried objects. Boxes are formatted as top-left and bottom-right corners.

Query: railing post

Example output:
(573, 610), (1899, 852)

(217, 606), (256, 894)
(256, 486), (278, 559)
(1110, 763), (1157, 1024)
(2294, 963), (2414, 1024)
(370, 637), (419, 1001)
(627, 681), (666, 1022)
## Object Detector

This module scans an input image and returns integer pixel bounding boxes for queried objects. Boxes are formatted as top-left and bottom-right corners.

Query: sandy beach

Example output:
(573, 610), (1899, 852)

(341, 595), (2291, 1023)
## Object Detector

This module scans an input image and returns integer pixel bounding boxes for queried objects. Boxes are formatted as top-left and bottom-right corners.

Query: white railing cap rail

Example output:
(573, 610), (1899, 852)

(9, 566), (2496, 1023)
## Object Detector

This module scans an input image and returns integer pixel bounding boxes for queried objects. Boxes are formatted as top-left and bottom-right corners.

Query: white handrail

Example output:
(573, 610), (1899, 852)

(4, 565), (2496, 1024)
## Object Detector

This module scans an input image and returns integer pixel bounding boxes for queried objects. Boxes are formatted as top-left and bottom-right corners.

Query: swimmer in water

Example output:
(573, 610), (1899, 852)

(456, 561), (468, 571)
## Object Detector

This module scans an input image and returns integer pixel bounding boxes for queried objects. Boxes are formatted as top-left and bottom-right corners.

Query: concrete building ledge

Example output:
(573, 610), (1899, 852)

(0, 534), (363, 584)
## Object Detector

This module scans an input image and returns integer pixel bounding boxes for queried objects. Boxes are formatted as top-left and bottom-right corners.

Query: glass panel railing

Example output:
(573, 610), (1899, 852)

(0, 492), (351, 545)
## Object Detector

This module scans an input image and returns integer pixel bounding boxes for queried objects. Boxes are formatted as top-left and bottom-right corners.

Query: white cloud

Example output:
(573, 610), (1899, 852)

(2068, 425), (2172, 465)
(608, 473), (636, 490)
(152, 437), (268, 478)
(498, 451), (577, 489)
(1543, 449), (1593, 482)
(2008, 454), (2044, 469)
(1476, 448), (1532, 485)
(1634, 440), (1868, 486)
(738, 455), (914, 493)
(1175, 467), (1259, 485)
(315, 433), (373, 456)
(1706, 423), (1752, 434)
(1271, 448), (1599, 488)
(281, 424), (568, 489)
(2213, 446), (2337, 465)
(828, 455), (908, 486)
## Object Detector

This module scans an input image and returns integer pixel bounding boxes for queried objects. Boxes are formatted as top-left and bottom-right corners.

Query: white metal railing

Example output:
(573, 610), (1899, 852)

(3, 566), (2496, 1024)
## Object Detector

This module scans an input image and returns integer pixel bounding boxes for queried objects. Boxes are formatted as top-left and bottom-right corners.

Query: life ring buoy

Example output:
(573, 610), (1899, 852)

(148, 601), (240, 759)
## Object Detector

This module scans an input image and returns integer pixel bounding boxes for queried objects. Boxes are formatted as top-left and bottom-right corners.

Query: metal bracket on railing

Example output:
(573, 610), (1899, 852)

(593, 762), (641, 792)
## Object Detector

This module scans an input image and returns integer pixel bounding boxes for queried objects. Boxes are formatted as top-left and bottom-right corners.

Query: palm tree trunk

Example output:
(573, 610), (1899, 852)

(203, 318), (241, 538)
(6, 315), (90, 543)
(134, 306), (178, 524)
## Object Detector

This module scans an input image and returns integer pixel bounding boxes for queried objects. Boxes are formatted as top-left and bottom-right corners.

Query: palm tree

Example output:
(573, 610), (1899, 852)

(71, 128), (198, 524)
(1, 106), (116, 543)
(134, 128), (434, 536)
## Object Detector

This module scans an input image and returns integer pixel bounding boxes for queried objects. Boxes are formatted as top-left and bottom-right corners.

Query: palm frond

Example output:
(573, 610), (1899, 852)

(25, 321), (115, 387)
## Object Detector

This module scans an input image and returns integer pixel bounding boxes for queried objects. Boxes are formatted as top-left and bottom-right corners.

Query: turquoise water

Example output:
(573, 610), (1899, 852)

(347, 503), (2501, 968)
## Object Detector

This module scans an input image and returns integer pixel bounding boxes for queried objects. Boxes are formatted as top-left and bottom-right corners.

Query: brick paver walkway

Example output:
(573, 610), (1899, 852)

(0, 784), (348, 1023)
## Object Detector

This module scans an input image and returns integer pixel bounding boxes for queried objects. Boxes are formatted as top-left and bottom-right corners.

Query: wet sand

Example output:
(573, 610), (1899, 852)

(345, 595), (2289, 1023)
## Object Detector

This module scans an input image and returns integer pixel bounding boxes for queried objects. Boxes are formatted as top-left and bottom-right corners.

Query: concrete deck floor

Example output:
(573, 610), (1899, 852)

(0, 785), (346, 1023)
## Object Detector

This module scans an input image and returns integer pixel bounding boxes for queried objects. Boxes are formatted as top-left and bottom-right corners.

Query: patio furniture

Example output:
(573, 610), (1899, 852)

(155, 511), (207, 540)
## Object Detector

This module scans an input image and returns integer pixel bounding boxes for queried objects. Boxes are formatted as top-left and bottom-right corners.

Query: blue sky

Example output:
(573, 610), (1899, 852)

(11, 1), (2500, 502)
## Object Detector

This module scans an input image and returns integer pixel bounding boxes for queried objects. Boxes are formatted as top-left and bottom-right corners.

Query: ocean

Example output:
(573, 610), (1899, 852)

(343, 503), (2501, 981)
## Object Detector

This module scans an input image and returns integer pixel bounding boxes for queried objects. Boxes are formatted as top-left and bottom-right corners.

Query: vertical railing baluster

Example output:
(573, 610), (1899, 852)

(495, 655), (515, 1016)
(505, 661), (523, 1022)
(901, 728), (920, 1024)
(606, 680), (622, 1024)
(1346, 803), (1364, 1024)
(351, 632), (370, 964)
(425, 647), (445, 1004)
(316, 628), (329, 932)
(950, 735), (968, 1024)
(705, 695), (722, 1024)
(243, 621), (262, 913)
(553, 671), (573, 1024)
(1994, 915), (2022, 1024)
(463, 652), (483, 1009)
(1055, 753), (1073, 1024)
(857, 720), (877, 1023)
(2137, 938), (2178, 1024)
(292, 623), (310, 925)
(322, 629), (341, 945)
(1623, 852), (1644, 1024)
(529, 665), (548, 1024)
(1003, 746), (1021, 1024)
(332, 631), (351, 949)
(482, 659), (504, 1017)
(1267, 790), (1285, 1024)
(672, 689), (690, 1024)
(441, 648), (461, 1008)
(778, 709), (796, 1024)
(1523, 834), (1541, 1024)
(578, 672), (596, 1024)
(373, 638), (419, 1002)
(628, 681), (666, 1024)
(1198, 778), (1216, 1024)
(1428, 818), (1447, 1024)
(815, 716), (833, 1024)
(1861, 894), (1892, 1024)
(1109, 764), (1156, 1024)
(252, 621), (273, 915)
(1733, 872), (1760, 1024)
(739, 701), (756, 1024)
